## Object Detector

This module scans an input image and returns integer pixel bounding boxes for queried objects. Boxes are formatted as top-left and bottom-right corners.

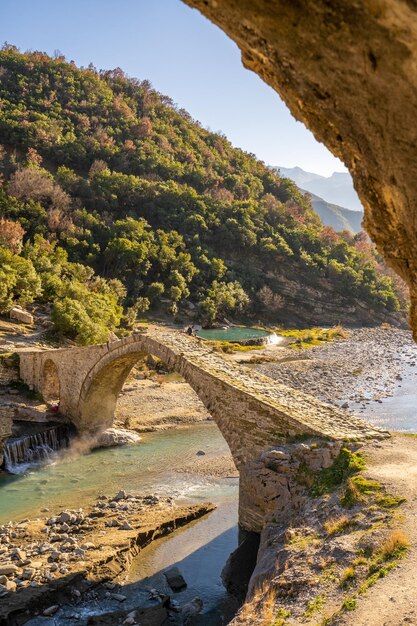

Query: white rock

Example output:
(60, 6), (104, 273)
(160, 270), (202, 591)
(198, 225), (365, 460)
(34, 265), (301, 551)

(9, 306), (33, 325)
(94, 428), (141, 449)
(262, 449), (290, 461)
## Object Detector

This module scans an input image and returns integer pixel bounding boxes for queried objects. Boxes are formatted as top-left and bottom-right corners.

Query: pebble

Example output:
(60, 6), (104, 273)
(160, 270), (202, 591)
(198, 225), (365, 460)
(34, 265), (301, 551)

(11, 548), (26, 561)
(0, 564), (19, 576)
(57, 512), (71, 524)
(111, 593), (127, 602)
(43, 605), (59, 616)
(22, 567), (35, 580)
(73, 548), (85, 557)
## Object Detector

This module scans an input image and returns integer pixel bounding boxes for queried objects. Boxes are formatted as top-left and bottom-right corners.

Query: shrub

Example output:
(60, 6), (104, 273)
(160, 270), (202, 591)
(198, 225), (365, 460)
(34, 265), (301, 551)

(378, 530), (409, 560)
(0, 245), (41, 311)
(341, 477), (366, 508)
(0, 218), (25, 253)
(340, 566), (356, 588)
(324, 514), (351, 536)
(342, 597), (357, 611)
(312, 448), (365, 496)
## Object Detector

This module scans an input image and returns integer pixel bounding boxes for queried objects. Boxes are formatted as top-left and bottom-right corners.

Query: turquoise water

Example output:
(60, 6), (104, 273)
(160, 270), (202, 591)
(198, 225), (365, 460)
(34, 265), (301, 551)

(3, 422), (240, 626)
(0, 423), (238, 524)
(196, 326), (270, 343)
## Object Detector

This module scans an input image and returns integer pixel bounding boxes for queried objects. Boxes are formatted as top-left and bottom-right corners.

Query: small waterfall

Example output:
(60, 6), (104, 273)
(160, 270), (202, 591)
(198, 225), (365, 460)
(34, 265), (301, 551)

(3, 425), (71, 474)
(265, 332), (280, 345)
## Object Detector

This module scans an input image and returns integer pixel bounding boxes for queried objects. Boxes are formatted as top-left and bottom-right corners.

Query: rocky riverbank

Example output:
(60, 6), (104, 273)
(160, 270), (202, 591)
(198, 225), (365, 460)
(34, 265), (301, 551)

(255, 327), (417, 414)
(230, 434), (414, 626)
(0, 491), (215, 626)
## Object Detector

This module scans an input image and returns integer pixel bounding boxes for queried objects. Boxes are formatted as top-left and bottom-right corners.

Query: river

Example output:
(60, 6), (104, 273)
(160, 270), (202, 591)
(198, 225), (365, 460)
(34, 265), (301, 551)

(351, 363), (417, 432)
(0, 423), (240, 624)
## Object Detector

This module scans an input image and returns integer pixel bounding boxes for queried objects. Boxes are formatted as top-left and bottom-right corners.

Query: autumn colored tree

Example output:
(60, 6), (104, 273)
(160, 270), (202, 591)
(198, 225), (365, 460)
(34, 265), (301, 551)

(0, 218), (25, 253)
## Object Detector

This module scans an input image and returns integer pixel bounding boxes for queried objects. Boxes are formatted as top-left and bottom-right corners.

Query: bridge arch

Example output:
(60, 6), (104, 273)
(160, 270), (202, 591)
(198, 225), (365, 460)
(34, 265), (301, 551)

(79, 349), (146, 433)
(77, 336), (242, 465)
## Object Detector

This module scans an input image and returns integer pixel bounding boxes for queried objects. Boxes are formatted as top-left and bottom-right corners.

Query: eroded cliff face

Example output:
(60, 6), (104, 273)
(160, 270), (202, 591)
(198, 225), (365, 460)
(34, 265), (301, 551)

(184, 0), (417, 338)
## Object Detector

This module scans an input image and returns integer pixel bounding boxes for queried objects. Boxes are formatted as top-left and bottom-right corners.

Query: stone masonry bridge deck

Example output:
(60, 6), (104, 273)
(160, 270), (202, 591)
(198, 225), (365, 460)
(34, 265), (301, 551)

(18, 327), (386, 530)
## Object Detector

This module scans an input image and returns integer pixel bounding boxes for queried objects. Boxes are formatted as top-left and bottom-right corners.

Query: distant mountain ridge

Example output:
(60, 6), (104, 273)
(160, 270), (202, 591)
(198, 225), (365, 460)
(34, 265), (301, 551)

(301, 190), (363, 234)
(275, 165), (363, 212)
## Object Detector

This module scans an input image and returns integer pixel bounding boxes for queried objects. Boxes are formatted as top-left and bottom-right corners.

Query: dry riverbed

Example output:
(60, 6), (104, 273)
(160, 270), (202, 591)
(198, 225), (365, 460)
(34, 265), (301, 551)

(115, 376), (209, 433)
(0, 490), (214, 626)
(255, 327), (417, 412)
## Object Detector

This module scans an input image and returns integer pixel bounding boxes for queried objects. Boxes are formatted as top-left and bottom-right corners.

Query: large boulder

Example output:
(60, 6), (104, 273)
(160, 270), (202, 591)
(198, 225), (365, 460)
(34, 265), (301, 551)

(93, 428), (141, 449)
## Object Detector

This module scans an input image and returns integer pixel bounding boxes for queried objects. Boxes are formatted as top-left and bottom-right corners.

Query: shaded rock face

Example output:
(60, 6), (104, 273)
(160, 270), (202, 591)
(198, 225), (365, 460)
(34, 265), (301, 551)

(184, 0), (417, 338)
(221, 531), (260, 601)
(239, 439), (343, 532)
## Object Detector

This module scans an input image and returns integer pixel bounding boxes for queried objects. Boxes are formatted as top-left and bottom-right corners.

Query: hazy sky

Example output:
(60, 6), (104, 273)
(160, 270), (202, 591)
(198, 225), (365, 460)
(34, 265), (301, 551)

(0, 0), (346, 175)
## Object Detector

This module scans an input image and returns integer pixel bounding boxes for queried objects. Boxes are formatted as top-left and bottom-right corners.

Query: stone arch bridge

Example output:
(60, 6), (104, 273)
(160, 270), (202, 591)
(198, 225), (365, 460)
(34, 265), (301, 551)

(19, 327), (382, 465)
(18, 327), (385, 529)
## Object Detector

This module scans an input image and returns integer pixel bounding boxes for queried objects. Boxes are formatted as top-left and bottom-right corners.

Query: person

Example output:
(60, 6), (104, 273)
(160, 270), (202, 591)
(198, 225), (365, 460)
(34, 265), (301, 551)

(186, 326), (193, 336)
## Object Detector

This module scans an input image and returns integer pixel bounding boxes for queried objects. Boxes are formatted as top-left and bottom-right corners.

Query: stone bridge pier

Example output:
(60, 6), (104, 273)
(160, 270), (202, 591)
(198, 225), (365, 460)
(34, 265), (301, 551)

(18, 327), (385, 531)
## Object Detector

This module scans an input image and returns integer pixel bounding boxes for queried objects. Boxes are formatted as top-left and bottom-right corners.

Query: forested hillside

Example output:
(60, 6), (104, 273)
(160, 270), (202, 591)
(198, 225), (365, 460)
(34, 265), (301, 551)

(0, 46), (407, 343)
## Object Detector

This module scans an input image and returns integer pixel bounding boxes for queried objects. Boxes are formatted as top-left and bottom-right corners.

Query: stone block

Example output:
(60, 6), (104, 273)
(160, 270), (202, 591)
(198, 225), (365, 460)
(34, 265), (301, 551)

(9, 306), (33, 325)
(164, 566), (187, 591)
